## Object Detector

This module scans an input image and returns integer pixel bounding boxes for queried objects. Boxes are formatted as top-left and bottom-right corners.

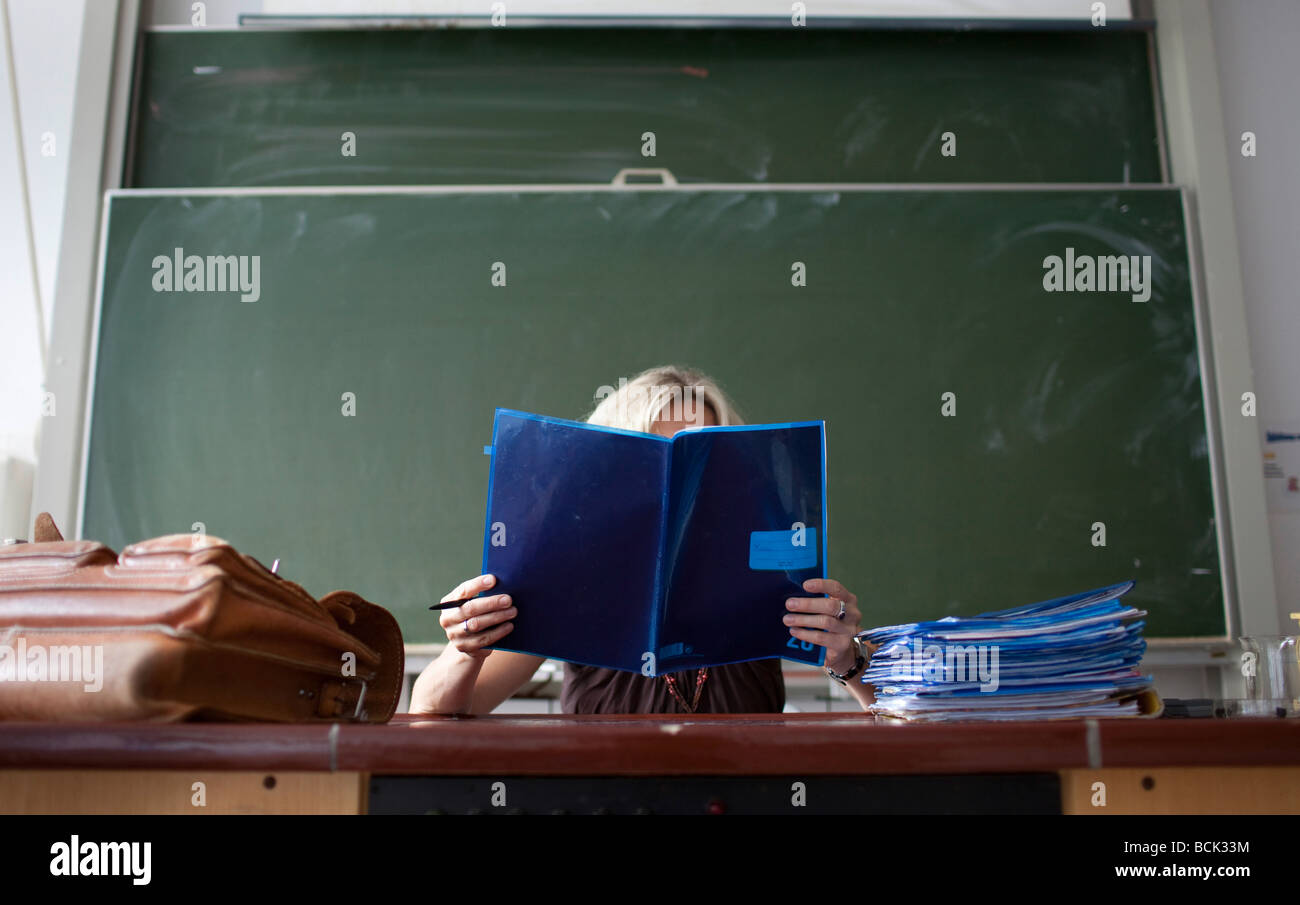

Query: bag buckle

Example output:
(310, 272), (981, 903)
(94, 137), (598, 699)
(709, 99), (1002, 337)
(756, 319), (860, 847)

(351, 679), (368, 721)
(316, 678), (369, 721)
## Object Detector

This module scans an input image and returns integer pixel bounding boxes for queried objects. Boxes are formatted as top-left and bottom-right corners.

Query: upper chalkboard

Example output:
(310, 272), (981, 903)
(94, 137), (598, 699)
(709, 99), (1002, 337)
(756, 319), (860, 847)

(128, 27), (1163, 187)
(82, 187), (1225, 643)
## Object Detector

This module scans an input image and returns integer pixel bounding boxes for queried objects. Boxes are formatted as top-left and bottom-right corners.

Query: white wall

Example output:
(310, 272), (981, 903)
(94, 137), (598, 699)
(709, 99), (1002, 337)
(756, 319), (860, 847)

(0, 0), (85, 538)
(8, 0), (83, 335)
(1211, 0), (1300, 625)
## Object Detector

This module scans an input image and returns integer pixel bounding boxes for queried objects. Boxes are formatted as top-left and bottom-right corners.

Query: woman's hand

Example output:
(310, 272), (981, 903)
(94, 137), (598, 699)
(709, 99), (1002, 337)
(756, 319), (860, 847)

(439, 574), (516, 661)
(409, 573), (533, 715)
(785, 577), (864, 675)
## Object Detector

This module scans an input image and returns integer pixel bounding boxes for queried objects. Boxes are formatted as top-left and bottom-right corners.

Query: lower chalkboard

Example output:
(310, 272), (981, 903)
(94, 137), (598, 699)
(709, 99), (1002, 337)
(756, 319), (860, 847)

(82, 186), (1225, 643)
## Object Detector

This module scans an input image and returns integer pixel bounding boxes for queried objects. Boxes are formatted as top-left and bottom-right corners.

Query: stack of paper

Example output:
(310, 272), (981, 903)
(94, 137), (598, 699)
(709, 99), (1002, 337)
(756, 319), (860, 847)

(858, 581), (1162, 721)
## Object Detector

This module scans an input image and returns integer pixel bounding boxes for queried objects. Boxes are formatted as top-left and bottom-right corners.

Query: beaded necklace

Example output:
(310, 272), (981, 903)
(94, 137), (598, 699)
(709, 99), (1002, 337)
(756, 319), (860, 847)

(663, 668), (709, 713)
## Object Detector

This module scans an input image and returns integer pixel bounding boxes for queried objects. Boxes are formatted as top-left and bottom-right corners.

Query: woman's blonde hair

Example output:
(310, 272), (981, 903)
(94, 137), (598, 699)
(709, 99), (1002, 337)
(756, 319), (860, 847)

(586, 365), (744, 433)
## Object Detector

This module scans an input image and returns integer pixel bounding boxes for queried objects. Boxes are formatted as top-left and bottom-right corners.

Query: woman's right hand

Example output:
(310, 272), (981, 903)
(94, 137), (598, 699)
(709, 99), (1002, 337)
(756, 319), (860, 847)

(440, 574), (516, 661)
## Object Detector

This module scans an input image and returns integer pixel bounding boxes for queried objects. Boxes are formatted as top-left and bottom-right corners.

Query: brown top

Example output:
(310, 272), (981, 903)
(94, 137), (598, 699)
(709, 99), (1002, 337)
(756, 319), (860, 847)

(561, 658), (786, 714)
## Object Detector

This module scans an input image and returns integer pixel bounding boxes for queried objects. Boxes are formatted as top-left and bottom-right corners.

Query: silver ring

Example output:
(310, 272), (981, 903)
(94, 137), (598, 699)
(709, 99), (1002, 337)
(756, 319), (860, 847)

(836, 599), (847, 620)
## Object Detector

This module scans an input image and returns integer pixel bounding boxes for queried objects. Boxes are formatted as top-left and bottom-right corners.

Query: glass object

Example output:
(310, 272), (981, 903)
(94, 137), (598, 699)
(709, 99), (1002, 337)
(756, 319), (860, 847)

(1222, 635), (1300, 718)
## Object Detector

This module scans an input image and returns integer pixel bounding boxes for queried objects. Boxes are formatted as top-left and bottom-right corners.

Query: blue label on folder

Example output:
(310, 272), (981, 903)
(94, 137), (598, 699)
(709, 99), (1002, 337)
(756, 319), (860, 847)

(748, 528), (817, 571)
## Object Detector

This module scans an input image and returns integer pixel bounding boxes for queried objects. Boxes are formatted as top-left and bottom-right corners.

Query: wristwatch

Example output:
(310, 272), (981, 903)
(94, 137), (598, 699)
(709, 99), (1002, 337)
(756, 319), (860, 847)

(826, 636), (868, 686)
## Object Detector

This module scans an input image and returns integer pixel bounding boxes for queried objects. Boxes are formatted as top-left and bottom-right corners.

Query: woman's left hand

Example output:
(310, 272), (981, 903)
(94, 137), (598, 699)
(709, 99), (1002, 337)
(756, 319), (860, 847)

(785, 577), (863, 675)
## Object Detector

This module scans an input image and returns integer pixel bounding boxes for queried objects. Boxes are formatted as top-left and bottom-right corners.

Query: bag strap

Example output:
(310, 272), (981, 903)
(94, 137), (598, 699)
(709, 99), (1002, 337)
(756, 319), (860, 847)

(164, 640), (375, 721)
(33, 512), (63, 543)
(319, 590), (405, 722)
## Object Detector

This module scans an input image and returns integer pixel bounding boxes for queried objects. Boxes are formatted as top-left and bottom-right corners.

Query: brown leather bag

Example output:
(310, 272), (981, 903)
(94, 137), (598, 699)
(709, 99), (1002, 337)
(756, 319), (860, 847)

(0, 515), (403, 722)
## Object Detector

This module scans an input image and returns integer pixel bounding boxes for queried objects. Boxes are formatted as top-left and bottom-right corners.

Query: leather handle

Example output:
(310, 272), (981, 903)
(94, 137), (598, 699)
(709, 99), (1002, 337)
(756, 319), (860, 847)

(33, 513), (64, 543)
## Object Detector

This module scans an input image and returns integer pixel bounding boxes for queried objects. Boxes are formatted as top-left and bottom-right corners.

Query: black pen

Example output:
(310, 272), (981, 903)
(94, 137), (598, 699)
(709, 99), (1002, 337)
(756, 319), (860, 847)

(429, 596), (476, 611)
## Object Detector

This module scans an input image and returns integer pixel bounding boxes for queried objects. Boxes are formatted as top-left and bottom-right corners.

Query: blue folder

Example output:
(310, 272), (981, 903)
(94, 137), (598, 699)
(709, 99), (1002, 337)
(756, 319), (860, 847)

(857, 580), (1160, 721)
(480, 409), (828, 674)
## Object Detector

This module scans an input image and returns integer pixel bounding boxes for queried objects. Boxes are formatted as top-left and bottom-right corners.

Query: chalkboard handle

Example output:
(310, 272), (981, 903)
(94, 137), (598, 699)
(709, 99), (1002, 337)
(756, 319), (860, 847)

(611, 168), (678, 188)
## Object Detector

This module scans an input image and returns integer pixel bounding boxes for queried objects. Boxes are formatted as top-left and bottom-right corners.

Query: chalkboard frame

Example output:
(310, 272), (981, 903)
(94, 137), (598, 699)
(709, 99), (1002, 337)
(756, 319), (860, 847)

(227, 16), (1159, 31)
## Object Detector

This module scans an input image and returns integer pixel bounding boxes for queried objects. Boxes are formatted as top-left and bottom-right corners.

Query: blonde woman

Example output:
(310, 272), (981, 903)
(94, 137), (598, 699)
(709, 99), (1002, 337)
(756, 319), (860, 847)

(409, 366), (873, 715)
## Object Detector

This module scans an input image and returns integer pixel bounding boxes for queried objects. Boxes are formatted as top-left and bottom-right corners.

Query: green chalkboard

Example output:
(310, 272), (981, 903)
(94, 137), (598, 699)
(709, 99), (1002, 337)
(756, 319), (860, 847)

(83, 187), (1225, 643)
(129, 27), (1162, 187)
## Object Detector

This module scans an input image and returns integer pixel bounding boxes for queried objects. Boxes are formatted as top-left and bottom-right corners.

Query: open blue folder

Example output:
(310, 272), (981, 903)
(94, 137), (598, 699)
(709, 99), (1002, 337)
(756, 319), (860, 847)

(480, 409), (828, 674)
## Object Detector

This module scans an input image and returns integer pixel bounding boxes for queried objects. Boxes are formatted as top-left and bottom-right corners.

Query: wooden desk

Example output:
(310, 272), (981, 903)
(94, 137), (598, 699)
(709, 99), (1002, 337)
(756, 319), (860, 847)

(1, 715), (1297, 814)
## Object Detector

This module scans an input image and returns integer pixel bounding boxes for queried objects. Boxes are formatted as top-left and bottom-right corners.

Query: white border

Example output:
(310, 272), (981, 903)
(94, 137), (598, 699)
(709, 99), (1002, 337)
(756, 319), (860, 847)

(1181, 187), (1235, 640)
(30, 0), (133, 543)
(106, 181), (1189, 197)
(72, 193), (115, 542)
(1153, 0), (1278, 644)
